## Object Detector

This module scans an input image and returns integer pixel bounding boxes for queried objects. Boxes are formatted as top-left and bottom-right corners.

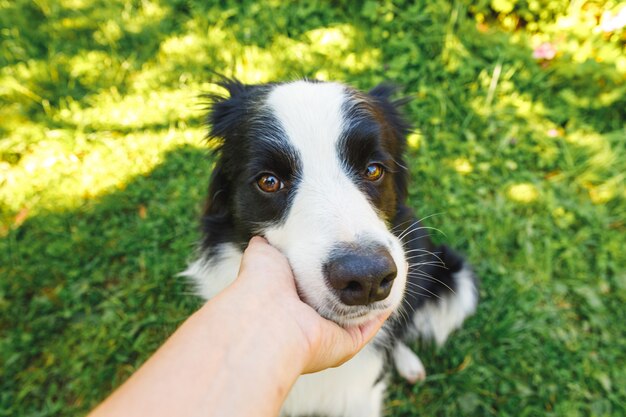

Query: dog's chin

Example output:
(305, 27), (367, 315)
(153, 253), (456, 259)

(295, 282), (401, 328)
(317, 302), (393, 328)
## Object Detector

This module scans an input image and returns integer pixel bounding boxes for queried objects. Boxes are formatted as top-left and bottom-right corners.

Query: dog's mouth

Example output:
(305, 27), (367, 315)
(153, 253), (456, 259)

(316, 299), (394, 327)
(279, 237), (407, 328)
(293, 282), (393, 327)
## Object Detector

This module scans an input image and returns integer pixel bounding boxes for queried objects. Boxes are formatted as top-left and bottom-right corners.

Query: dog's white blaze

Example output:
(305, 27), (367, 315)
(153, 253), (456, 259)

(264, 81), (407, 322)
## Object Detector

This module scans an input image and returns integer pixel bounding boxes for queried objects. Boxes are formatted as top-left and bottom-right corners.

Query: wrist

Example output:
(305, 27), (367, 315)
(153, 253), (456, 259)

(196, 284), (308, 386)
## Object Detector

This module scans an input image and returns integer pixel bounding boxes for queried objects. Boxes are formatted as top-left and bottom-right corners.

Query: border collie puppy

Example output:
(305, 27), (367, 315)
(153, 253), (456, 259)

(182, 79), (478, 417)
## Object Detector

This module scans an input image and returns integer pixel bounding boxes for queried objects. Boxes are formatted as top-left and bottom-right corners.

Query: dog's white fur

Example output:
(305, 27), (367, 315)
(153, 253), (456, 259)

(393, 340), (427, 383)
(187, 243), (242, 299)
(409, 266), (478, 346)
(282, 345), (387, 417)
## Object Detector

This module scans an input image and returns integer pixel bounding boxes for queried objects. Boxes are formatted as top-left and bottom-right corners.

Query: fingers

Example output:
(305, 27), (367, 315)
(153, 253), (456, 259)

(302, 310), (391, 374)
(239, 237), (293, 281)
(242, 236), (272, 260)
(358, 311), (391, 343)
(247, 235), (268, 246)
(240, 236), (392, 375)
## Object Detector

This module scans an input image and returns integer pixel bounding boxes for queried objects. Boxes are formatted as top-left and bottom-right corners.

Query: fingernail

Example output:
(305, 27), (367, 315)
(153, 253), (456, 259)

(249, 236), (267, 245)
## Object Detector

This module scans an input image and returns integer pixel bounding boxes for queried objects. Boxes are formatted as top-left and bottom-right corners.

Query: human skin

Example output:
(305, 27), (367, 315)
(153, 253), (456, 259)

(89, 237), (390, 417)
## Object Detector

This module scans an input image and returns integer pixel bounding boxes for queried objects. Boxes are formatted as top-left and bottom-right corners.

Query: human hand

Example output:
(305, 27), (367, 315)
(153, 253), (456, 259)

(89, 236), (389, 417)
(231, 236), (390, 374)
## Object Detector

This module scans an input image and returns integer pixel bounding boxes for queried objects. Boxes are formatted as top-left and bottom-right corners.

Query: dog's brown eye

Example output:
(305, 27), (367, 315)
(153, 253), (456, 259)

(364, 163), (384, 181)
(257, 174), (283, 193)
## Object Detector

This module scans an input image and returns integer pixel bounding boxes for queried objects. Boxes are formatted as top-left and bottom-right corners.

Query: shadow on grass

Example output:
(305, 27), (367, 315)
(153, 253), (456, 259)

(0, 0), (367, 123)
(1, 144), (210, 416)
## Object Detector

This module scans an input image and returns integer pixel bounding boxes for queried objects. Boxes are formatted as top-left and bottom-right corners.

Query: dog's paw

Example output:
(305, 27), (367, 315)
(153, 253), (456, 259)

(392, 342), (426, 384)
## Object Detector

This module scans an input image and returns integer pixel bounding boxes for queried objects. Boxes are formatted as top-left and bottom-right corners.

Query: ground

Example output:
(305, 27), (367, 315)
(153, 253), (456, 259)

(1, 1), (625, 416)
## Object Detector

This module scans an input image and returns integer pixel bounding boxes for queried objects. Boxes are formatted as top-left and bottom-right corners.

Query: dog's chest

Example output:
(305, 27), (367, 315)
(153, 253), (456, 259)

(281, 345), (386, 417)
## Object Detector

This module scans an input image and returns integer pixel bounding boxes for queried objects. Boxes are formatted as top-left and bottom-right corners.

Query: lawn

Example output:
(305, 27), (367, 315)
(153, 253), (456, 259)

(1, 0), (625, 416)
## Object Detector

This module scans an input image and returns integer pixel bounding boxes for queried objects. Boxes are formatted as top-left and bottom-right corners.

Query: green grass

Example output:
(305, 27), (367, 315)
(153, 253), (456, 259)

(1, 0), (625, 416)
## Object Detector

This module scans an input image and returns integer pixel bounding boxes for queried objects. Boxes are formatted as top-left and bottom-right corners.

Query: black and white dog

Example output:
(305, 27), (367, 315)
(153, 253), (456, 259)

(182, 79), (478, 417)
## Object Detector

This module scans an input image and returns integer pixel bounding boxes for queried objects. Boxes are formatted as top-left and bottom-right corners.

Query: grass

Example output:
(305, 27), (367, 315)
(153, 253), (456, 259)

(1, 0), (625, 416)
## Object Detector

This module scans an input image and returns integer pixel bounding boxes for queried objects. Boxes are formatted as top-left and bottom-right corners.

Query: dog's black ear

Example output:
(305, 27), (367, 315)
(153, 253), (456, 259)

(200, 161), (236, 250)
(203, 78), (253, 142)
(199, 78), (253, 249)
(368, 83), (412, 109)
(368, 83), (412, 204)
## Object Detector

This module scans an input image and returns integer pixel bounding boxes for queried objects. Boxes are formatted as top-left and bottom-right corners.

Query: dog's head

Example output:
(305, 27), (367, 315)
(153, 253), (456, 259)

(203, 79), (411, 326)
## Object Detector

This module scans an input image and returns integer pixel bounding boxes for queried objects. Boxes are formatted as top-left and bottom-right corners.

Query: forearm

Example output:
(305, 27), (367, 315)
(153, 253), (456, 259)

(90, 287), (304, 417)
(194, 288), (305, 416)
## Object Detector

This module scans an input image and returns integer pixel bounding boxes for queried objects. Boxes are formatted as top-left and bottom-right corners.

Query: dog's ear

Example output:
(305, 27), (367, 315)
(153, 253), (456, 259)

(368, 83), (412, 110)
(203, 78), (253, 142)
(201, 161), (236, 249)
(199, 78), (253, 249)
(368, 83), (412, 204)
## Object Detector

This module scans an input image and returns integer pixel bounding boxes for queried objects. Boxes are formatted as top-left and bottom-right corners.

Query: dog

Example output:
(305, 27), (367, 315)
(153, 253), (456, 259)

(182, 79), (479, 417)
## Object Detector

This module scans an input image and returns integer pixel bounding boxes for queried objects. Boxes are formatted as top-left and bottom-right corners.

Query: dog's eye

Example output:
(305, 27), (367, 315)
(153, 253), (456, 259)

(256, 174), (284, 193)
(364, 163), (384, 181)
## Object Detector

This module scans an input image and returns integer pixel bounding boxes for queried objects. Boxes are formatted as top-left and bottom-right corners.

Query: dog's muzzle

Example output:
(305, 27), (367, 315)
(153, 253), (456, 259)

(324, 244), (397, 306)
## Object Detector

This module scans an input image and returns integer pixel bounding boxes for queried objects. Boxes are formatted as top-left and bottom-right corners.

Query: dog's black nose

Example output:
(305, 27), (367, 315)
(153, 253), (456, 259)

(324, 245), (397, 306)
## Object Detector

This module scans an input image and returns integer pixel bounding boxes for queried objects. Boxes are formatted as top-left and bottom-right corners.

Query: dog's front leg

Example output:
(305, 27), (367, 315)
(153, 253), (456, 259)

(392, 341), (427, 383)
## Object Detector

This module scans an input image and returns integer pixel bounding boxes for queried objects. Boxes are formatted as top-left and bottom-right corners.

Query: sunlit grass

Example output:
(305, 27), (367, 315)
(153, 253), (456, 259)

(452, 157), (473, 175)
(507, 182), (539, 203)
(56, 88), (202, 130)
(0, 127), (206, 223)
